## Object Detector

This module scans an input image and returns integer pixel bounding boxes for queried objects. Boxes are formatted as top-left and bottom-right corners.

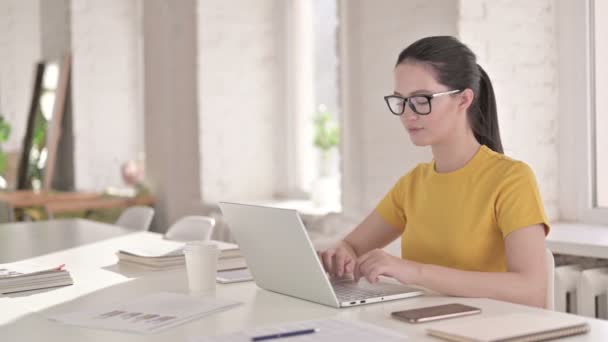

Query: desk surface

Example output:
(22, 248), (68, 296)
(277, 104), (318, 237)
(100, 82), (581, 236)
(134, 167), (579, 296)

(2, 219), (608, 341)
(0, 219), (135, 263)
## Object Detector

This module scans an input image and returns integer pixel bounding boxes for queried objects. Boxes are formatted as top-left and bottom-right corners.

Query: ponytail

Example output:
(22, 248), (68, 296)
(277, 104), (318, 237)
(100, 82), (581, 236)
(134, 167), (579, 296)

(471, 64), (503, 154)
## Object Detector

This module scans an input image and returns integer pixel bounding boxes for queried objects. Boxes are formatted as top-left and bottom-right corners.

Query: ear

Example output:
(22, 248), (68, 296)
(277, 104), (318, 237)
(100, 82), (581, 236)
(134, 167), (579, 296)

(458, 88), (475, 112)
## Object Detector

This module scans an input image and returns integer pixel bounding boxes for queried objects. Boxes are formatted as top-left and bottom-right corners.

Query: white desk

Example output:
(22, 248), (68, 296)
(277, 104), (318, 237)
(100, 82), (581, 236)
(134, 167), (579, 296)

(0, 219), (135, 263)
(3, 219), (608, 341)
(547, 222), (608, 259)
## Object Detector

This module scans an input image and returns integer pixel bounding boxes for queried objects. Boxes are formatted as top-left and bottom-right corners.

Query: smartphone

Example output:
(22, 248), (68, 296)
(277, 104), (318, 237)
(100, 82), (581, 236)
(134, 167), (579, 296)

(391, 303), (481, 323)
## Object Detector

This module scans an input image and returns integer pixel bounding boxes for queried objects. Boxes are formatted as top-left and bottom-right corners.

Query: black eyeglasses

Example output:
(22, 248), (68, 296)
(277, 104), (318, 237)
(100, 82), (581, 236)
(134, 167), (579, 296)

(383, 89), (462, 115)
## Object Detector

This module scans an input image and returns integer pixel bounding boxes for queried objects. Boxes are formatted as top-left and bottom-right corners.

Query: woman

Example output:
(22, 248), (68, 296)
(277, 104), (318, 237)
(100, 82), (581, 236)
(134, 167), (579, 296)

(319, 36), (550, 308)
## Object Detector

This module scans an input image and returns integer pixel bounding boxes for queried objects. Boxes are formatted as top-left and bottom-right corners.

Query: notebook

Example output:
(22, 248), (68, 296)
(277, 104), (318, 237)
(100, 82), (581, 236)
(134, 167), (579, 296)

(116, 239), (245, 271)
(427, 312), (589, 342)
(0, 263), (73, 294)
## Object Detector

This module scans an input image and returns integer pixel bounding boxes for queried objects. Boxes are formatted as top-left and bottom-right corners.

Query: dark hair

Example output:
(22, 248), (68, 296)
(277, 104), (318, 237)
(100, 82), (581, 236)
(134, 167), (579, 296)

(395, 36), (503, 154)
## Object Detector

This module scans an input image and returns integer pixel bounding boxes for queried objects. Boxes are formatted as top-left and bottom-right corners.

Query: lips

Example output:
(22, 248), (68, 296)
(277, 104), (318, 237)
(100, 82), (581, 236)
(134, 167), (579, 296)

(407, 127), (424, 133)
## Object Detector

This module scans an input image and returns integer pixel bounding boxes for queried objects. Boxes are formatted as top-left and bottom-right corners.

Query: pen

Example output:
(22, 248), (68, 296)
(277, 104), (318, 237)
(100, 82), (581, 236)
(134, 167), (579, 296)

(251, 328), (320, 341)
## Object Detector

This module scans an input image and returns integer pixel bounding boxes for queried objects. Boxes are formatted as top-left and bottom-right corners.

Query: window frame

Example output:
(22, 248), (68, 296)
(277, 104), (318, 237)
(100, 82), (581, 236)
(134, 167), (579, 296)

(558, 0), (608, 224)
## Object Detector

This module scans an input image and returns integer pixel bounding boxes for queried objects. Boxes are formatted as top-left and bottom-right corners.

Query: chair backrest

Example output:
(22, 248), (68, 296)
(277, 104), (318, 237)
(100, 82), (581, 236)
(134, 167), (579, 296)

(164, 216), (215, 242)
(546, 248), (555, 310)
(115, 206), (155, 231)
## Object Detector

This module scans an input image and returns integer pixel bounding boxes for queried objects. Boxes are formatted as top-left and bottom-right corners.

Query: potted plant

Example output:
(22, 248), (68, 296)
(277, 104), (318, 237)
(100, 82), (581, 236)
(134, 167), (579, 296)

(311, 105), (340, 208)
(313, 106), (339, 176)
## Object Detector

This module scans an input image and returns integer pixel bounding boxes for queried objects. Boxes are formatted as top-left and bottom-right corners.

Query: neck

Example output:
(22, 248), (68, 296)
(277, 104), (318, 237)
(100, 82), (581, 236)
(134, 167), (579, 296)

(432, 128), (481, 173)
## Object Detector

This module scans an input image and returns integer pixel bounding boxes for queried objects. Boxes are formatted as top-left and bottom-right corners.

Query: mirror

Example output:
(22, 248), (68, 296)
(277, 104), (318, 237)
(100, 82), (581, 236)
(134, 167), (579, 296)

(17, 55), (71, 191)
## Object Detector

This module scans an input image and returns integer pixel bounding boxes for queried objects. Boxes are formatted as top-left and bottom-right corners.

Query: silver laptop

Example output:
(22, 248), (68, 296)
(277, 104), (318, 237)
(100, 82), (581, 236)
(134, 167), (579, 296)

(218, 202), (424, 308)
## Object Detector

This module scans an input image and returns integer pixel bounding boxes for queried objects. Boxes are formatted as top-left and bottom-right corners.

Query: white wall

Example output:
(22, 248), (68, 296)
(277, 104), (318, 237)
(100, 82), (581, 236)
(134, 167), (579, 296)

(197, 0), (283, 203)
(459, 0), (560, 220)
(339, 0), (459, 219)
(40, 0), (70, 61)
(0, 0), (41, 151)
(71, 0), (143, 191)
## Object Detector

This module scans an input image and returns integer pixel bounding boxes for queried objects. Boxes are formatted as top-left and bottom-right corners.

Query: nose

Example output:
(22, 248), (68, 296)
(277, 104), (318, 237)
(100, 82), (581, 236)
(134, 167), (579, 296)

(401, 105), (419, 122)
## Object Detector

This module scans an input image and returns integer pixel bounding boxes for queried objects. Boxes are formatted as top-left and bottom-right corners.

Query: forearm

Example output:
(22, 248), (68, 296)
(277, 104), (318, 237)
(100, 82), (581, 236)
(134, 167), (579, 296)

(413, 263), (546, 308)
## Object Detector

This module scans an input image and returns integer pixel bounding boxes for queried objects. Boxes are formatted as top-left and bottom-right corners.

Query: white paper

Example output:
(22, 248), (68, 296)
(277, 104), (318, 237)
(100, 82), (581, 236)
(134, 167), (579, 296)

(191, 318), (408, 341)
(0, 261), (64, 278)
(119, 239), (239, 258)
(119, 239), (186, 257)
(49, 292), (241, 334)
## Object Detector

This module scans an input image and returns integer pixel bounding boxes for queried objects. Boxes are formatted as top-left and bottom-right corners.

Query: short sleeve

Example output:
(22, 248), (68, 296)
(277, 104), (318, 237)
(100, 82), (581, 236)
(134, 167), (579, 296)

(495, 162), (550, 237)
(375, 173), (410, 232)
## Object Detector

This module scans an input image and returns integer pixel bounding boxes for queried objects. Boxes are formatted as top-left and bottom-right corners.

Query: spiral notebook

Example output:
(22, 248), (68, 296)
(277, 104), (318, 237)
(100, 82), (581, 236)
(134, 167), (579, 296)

(427, 312), (589, 342)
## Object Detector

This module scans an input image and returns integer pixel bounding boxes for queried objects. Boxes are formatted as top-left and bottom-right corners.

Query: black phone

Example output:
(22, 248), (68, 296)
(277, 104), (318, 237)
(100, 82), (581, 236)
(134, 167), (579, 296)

(391, 303), (481, 323)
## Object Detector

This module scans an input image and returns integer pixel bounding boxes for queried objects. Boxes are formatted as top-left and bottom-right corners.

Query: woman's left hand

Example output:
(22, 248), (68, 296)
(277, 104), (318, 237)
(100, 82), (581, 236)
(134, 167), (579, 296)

(354, 249), (422, 285)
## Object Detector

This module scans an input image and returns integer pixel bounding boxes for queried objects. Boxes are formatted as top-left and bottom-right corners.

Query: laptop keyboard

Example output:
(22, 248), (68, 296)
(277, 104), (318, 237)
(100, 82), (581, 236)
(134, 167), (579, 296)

(330, 278), (412, 302)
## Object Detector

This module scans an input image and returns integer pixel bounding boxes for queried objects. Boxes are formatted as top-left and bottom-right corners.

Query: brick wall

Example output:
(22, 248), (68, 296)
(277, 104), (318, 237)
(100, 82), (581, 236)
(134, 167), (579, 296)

(71, 0), (144, 191)
(197, 0), (283, 202)
(459, 0), (560, 220)
(340, 0), (459, 219)
(0, 0), (41, 151)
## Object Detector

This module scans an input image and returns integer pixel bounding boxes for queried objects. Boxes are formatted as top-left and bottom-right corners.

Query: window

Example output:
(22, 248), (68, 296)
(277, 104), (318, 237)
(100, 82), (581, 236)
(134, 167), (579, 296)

(558, 0), (608, 223)
(284, 0), (341, 210)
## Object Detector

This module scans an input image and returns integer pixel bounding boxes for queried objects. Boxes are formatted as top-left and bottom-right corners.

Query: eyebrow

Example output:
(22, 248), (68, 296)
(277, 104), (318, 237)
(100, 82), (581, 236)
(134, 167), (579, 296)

(394, 90), (433, 97)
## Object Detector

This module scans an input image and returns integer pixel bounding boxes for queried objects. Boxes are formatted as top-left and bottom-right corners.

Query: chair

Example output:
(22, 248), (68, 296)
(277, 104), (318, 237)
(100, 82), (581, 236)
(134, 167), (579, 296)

(115, 206), (155, 231)
(164, 216), (215, 241)
(545, 248), (555, 310)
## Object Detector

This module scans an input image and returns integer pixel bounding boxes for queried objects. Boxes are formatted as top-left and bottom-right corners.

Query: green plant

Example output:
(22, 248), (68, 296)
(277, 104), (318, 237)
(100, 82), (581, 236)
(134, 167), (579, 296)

(313, 108), (340, 153)
(0, 115), (11, 175)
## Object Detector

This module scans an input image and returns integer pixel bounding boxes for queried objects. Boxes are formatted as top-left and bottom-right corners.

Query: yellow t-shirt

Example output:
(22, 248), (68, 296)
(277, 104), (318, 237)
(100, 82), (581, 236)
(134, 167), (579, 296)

(376, 145), (549, 272)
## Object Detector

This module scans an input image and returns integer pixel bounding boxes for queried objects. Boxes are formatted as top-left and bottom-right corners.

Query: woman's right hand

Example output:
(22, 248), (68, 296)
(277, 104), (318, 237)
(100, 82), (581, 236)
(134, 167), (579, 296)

(318, 240), (358, 278)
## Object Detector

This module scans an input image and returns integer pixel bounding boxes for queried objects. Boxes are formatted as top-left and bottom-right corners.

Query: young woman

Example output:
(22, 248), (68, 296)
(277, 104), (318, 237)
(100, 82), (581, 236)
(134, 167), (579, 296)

(319, 36), (550, 308)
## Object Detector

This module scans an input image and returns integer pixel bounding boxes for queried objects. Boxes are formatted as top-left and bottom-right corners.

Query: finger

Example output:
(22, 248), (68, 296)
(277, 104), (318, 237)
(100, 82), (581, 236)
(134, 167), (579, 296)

(322, 249), (336, 275)
(357, 257), (372, 280)
(356, 248), (380, 266)
(361, 253), (387, 283)
(344, 258), (355, 274)
(355, 253), (377, 282)
(334, 250), (347, 277)
(368, 265), (385, 284)
(354, 255), (364, 282)
(354, 249), (377, 280)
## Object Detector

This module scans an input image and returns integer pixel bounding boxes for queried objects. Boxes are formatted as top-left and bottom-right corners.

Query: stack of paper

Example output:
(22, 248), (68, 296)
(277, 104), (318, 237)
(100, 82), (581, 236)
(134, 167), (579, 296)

(116, 239), (247, 271)
(49, 292), (241, 334)
(0, 263), (73, 294)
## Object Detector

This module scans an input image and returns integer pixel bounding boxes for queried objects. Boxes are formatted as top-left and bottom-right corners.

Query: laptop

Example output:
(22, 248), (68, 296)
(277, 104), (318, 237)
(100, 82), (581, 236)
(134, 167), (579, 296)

(218, 202), (424, 308)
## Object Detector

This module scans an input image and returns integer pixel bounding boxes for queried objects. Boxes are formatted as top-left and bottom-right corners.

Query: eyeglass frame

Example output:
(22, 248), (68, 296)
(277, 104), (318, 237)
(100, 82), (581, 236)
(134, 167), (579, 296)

(383, 89), (463, 116)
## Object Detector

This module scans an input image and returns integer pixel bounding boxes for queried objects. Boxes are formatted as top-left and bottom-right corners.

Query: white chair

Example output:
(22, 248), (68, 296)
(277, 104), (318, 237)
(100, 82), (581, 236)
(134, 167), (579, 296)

(115, 206), (155, 231)
(577, 267), (608, 318)
(545, 248), (555, 310)
(554, 264), (583, 313)
(164, 216), (215, 242)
